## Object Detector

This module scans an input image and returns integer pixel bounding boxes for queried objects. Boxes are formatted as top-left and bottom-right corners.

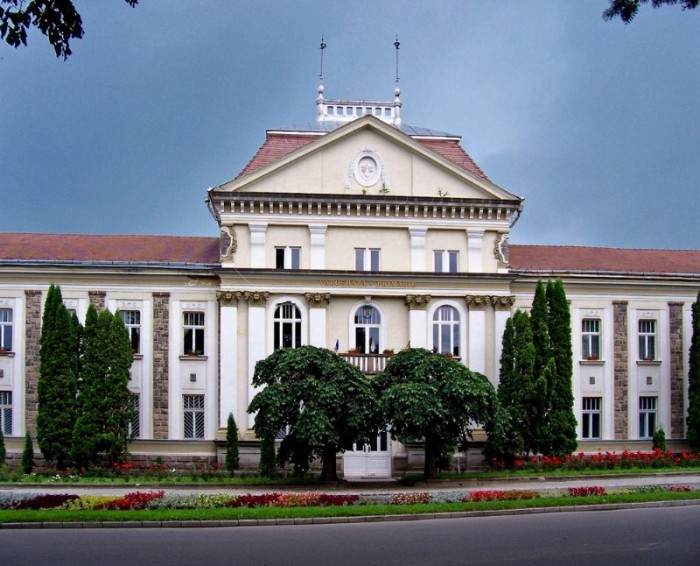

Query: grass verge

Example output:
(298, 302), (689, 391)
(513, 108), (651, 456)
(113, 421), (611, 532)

(1, 491), (698, 524)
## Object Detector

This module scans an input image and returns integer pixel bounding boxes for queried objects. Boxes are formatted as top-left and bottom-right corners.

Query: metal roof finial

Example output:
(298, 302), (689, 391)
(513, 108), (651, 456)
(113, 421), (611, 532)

(319, 35), (327, 82)
(394, 35), (400, 85)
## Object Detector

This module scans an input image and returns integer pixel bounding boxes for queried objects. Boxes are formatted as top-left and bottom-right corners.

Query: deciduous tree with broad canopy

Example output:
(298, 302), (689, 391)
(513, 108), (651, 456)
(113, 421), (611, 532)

(248, 346), (378, 481)
(373, 348), (498, 479)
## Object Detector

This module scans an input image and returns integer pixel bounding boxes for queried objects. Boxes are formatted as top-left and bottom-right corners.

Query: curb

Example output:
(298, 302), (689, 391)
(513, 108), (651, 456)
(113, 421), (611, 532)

(1, 499), (698, 530)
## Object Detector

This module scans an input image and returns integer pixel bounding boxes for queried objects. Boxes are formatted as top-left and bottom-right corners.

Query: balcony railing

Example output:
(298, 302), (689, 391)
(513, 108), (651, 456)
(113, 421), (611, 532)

(338, 352), (391, 375)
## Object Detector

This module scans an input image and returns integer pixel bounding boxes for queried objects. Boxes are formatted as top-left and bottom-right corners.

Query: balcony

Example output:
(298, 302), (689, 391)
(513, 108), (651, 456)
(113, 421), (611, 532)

(338, 352), (392, 375)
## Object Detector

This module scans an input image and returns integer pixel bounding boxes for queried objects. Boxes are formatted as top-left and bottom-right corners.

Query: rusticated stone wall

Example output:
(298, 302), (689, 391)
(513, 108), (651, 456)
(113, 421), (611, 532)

(152, 293), (170, 439)
(668, 302), (685, 438)
(613, 301), (629, 439)
(24, 290), (42, 435)
(88, 290), (106, 310)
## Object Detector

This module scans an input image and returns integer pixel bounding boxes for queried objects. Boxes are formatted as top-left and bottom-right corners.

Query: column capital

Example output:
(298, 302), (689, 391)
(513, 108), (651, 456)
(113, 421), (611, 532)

(216, 290), (242, 306)
(490, 295), (515, 310)
(305, 292), (331, 308)
(243, 291), (270, 307)
(465, 294), (491, 308)
(405, 294), (431, 310)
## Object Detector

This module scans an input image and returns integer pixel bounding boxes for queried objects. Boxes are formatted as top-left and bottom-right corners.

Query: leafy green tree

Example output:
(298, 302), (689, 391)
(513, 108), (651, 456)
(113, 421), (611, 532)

(37, 284), (78, 469)
(22, 432), (35, 474)
(248, 346), (377, 481)
(0, 0), (138, 59)
(225, 413), (240, 476)
(603, 0), (698, 23)
(258, 435), (277, 478)
(374, 348), (498, 479)
(545, 279), (577, 456)
(687, 291), (700, 449)
(72, 306), (134, 466)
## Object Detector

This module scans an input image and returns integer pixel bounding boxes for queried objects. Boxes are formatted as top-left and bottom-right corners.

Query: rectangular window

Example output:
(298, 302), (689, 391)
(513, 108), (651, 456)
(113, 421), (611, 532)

(0, 308), (13, 351)
(433, 250), (459, 273)
(0, 391), (11, 435)
(183, 394), (205, 439)
(582, 318), (601, 360)
(639, 396), (658, 439)
(128, 394), (140, 439)
(275, 246), (301, 269)
(120, 310), (141, 354)
(355, 248), (380, 272)
(581, 397), (601, 439)
(183, 311), (205, 355)
(638, 319), (656, 360)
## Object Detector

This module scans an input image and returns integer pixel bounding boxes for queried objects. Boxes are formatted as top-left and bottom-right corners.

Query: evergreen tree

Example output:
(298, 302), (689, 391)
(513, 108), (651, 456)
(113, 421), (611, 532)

(259, 435), (277, 478)
(530, 281), (551, 378)
(22, 432), (35, 474)
(545, 279), (577, 456)
(37, 284), (78, 469)
(72, 306), (134, 466)
(225, 413), (240, 475)
(0, 427), (5, 469)
(687, 291), (700, 449)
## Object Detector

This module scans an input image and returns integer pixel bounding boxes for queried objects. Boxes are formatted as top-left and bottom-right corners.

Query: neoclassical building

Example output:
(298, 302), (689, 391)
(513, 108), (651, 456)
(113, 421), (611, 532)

(1, 86), (698, 476)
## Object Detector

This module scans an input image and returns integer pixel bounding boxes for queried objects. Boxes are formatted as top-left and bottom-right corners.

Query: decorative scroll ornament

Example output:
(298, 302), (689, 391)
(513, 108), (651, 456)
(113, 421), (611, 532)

(494, 233), (509, 267)
(243, 291), (270, 307)
(220, 225), (237, 261)
(405, 294), (432, 310)
(305, 292), (331, 307)
(216, 291), (242, 306)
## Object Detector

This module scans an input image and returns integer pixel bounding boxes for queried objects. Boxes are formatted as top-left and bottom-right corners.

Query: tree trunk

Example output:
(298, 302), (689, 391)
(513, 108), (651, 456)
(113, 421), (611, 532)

(424, 438), (437, 480)
(320, 445), (338, 482)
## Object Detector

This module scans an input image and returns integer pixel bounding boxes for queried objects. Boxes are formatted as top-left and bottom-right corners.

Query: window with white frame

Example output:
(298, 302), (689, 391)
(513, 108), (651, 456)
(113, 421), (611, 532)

(432, 305), (461, 357)
(639, 396), (657, 439)
(638, 319), (656, 360)
(355, 248), (380, 272)
(582, 318), (601, 360)
(183, 394), (205, 439)
(0, 308), (13, 352)
(273, 303), (302, 350)
(120, 310), (141, 354)
(581, 397), (601, 439)
(275, 246), (301, 269)
(127, 394), (140, 439)
(353, 305), (381, 354)
(433, 250), (458, 273)
(183, 311), (205, 355)
(0, 391), (11, 435)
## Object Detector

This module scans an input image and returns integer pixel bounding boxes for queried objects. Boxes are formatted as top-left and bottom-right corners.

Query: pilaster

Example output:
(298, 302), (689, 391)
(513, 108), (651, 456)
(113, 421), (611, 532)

(217, 291), (241, 429)
(23, 290), (42, 435)
(408, 226), (427, 272)
(466, 295), (490, 374)
(406, 295), (431, 349)
(308, 224), (327, 270)
(244, 290), (269, 428)
(613, 301), (629, 439)
(306, 293), (330, 348)
(152, 292), (170, 440)
(668, 302), (685, 438)
(88, 290), (106, 310)
(249, 223), (268, 268)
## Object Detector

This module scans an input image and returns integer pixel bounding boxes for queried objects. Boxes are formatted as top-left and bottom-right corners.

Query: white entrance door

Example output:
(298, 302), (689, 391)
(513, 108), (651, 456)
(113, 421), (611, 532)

(343, 431), (392, 479)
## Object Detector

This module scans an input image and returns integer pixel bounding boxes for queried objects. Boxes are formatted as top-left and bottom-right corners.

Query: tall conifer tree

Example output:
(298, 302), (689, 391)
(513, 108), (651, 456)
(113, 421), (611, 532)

(37, 284), (78, 469)
(687, 291), (700, 449)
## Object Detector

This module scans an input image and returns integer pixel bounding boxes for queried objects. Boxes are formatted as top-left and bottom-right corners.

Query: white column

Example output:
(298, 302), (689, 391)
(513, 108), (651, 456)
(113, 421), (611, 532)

(406, 295), (431, 349)
(245, 292), (269, 429)
(409, 226), (427, 272)
(466, 229), (484, 273)
(467, 297), (487, 375)
(218, 292), (239, 429)
(309, 224), (327, 270)
(249, 223), (268, 268)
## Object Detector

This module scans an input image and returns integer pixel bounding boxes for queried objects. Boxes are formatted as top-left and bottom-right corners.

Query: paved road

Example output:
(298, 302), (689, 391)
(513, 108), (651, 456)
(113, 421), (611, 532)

(1, 505), (698, 565)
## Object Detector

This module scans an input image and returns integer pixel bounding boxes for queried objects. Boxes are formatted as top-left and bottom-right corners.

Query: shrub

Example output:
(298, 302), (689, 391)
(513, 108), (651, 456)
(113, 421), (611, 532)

(567, 486), (606, 497)
(21, 432), (35, 474)
(94, 490), (165, 510)
(390, 492), (432, 505)
(225, 493), (282, 508)
(13, 493), (79, 510)
(652, 429), (667, 452)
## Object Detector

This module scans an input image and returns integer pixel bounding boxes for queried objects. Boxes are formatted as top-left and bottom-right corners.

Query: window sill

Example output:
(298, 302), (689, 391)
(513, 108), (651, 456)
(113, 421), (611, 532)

(179, 355), (208, 361)
(580, 359), (604, 365)
(637, 360), (661, 366)
(0, 351), (15, 357)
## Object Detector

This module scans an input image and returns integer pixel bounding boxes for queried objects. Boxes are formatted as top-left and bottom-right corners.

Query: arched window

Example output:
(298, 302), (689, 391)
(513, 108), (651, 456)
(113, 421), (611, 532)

(274, 302), (302, 350)
(432, 305), (460, 358)
(353, 305), (381, 354)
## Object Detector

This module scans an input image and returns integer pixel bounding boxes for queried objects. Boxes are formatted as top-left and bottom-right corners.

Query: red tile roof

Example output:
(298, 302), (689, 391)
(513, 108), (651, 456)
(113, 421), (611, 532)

(235, 131), (489, 181)
(510, 245), (700, 275)
(0, 233), (220, 264)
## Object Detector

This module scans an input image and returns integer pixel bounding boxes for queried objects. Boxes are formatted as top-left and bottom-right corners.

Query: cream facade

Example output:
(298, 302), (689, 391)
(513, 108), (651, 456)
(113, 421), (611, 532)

(0, 90), (698, 475)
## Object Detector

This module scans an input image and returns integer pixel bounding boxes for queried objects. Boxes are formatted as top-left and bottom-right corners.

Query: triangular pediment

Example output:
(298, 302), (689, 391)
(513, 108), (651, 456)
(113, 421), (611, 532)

(212, 116), (521, 203)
